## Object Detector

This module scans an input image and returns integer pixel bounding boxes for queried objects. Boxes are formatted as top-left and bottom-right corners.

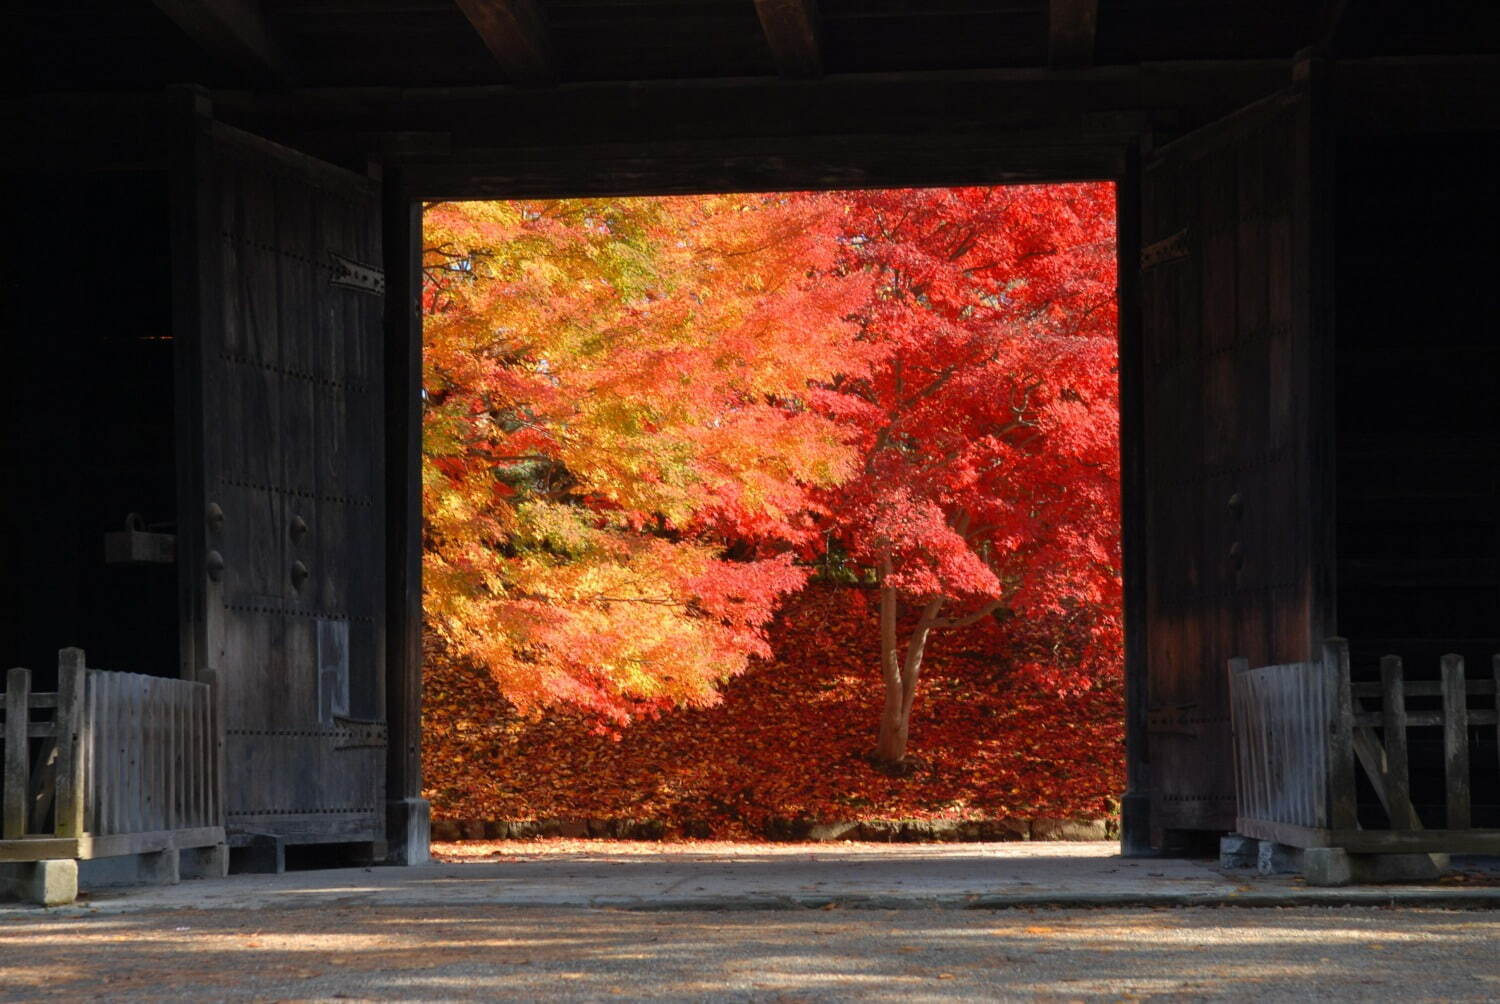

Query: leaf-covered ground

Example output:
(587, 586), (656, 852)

(423, 584), (1124, 838)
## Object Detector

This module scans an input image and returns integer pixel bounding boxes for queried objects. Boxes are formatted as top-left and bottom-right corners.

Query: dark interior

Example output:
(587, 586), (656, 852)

(1335, 132), (1500, 828)
(0, 171), (180, 687)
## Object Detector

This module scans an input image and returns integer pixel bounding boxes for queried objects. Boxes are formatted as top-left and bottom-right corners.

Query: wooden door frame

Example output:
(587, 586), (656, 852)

(379, 139), (1156, 863)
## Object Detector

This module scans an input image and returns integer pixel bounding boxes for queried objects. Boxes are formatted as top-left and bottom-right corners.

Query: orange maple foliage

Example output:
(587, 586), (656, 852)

(422, 195), (872, 725)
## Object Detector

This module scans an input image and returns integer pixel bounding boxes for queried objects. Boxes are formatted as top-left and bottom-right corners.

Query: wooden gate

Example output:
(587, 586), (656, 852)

(1, 649), (223, 862)
(1138, 82), (1333, 840)
(1232, 639), (1500, 854)
(174, 112), (388, 851)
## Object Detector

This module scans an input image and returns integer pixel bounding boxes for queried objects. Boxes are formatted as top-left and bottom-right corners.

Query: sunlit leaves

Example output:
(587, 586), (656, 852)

(423, 195), (870, 725)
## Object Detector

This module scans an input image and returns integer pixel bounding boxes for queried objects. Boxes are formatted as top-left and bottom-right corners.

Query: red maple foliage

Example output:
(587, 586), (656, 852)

(807, 184), (1121, 763)
(422, 584), (1124, 836)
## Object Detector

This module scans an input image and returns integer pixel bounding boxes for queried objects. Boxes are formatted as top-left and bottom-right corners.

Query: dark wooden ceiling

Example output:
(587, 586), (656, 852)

(8, 1), (1498, 196)
(13, 0), (1495, 94)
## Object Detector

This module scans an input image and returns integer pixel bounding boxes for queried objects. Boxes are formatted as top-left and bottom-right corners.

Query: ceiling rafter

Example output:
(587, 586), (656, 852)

(753, 0), (822, 79)
(1048, 0), (1099, 68)
(452, 0), (556, 86)
(151, 0), (295, 86)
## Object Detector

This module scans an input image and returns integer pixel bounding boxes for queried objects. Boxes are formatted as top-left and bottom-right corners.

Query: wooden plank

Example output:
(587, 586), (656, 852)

(223, 813), (381, 845)
(101, 672), (115, 836)
(168, 678), (178, 831)
(150, 0), (295, 86)
(754, 0), (821, 79)
(82, 672), (94, 835)
(1240, 818), (1500, 855)
(201, 668), (225, 828)
(1335, 829), (1500, 855)
(79, 826), (226, 861)
(1048, 0), (1098, 69)
(130, 677), (143, 834)
(1227, 658), (1250, 822)
(193, 678), (207, 828)
(3, 668), (30, 840)
(1356, 710), (1495, 728)
(1380, 655), (1416, 829)
(54, 650), (86, 839)
(1236, 816), (1334, 849)
(148, 678), (163, 832)
(0, 837), (81, 862)
(25, 723), (56, 835)
(451, 0), (554, 86)
(1442, 653), (1471, 830)
(1355, 680), (1498, 699)
(1325, 639), (1358, 830)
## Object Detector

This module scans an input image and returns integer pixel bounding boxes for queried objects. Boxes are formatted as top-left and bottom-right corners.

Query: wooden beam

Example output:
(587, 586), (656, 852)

(754, 0), (822, 79)
(452, 0), (555, 86)
(1049, 0), (1099, 68)
(214, 60), (1290, 155)
(151, 0), (294, 86)
(396, 129), (1131, 200)
(383, 164), (432, 865)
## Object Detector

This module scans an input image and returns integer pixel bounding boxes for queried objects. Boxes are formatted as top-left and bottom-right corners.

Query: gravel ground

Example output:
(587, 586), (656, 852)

(4, 904), (1500, 1002)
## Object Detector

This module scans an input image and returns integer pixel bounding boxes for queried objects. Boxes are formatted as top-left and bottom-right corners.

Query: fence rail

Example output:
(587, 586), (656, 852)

(0, 649), (223, 862)
(1230, 638), (1500, 855)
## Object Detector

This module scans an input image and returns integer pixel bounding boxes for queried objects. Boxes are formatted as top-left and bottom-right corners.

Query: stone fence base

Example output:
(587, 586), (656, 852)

(431, 816), (1116, 843)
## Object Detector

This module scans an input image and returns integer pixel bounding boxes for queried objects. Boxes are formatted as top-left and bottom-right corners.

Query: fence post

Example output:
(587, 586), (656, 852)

(1379, 654), (1416, 830)
(3, 667), (31, 839)
(54, 649), (87, 838)
(1324, 639), (1357, 831)
(1441, 653), (1470, 830)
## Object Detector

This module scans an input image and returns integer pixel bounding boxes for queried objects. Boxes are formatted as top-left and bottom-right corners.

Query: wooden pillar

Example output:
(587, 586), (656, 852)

(1116, 140), (1152, 856)
(382, 165), (430, 864)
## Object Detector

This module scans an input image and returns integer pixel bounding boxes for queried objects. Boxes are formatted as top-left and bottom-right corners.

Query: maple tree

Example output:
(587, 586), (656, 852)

(811, 184), (1121, 766)
(421, 195), (870, 726)
(421, 182), (1121, 797)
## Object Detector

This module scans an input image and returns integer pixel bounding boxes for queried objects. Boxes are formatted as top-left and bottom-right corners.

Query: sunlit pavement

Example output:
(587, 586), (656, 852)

(17, 841), (1500, 914)
(4, 843), (1500, 1001)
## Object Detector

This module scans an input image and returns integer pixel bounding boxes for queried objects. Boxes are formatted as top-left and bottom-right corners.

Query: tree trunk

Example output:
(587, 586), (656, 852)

(875, 558), (906, 763)
(874, 556), (942, 766)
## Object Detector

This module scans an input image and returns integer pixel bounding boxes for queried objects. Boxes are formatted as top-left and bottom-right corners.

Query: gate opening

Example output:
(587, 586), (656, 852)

(417, 184), (1124, 843)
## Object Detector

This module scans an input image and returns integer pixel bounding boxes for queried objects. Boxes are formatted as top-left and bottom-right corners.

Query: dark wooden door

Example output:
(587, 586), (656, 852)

(175, 117), (388, 850)
(1138, 86), (1333, 841)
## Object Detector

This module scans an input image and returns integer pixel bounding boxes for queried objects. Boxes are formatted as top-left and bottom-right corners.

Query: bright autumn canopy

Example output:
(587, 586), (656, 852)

(422, 184), (1120, 762)
(422, 195), (872, 726)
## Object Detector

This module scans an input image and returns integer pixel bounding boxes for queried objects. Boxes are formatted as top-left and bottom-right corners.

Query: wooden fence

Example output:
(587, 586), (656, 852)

(1230, 638), (1500, 854)
(0, 649), (224, 863)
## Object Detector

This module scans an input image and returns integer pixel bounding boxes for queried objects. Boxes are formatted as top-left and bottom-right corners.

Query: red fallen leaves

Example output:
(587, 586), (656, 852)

(422, 583), (1123, 837)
